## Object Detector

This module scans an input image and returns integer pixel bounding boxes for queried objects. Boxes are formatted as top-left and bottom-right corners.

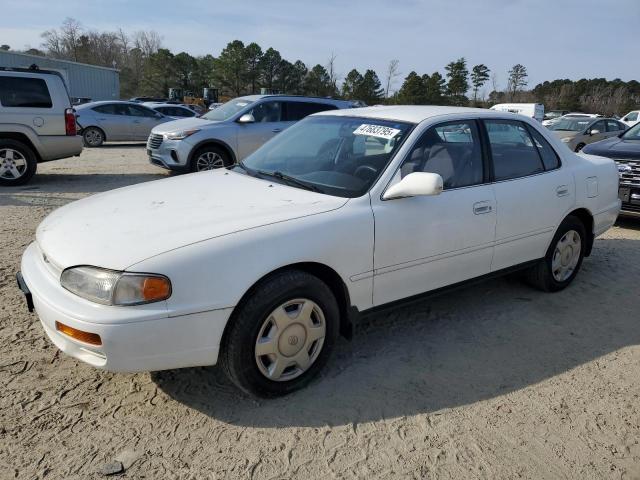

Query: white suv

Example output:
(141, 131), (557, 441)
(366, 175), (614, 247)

(0, 66), (83, 186)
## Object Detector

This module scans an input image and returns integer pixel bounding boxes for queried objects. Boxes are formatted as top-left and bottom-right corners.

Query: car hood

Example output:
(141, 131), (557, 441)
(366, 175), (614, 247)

(583, 136), (640, 158)
(151, 117), (223, 134)
(36, 170), (348, 270)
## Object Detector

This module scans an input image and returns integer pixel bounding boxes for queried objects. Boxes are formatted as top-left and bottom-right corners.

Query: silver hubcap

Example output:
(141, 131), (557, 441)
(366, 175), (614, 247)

(255, 298), (326, 382)
(196, 152), (224, 171)
(552, 230), (581, 282)
(0, 148), (27, 179)
(84, 129), (102, 146)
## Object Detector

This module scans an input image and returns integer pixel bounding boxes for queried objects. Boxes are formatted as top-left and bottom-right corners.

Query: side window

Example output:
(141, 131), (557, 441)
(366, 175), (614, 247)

(625, 112), (638, 122)
(250, 101), (282, 122)
(177, 107), (195, 117)
(155, 107), (170, 115)
(606, 120), (622, 132)
(285, 102), (338, 121)
(0, 76), (52, 108)
(400, 120), (483, 189)
(525, 125), (561, 170)
(126, 105), (157, 117)
(590, 120), (606, 133)
(485, 120), (544, 181)
(93, 104), (118, 115)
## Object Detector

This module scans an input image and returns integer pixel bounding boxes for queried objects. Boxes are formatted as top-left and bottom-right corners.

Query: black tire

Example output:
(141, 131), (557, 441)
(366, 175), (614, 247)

(82, 127), (105, 147)
(0, 139), (38, 186)
(221, 270), (339, 397)
(524, 216), (586, 292)
(190, 145), (231, 172)
(574, 143), (586, 152)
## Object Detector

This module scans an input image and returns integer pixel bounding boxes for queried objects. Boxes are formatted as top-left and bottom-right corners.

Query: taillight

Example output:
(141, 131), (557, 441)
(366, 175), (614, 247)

(65, 108), (76, 136)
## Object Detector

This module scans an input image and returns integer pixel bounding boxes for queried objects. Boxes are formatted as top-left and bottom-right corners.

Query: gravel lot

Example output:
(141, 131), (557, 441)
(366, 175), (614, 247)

(1, 145), (639, 479)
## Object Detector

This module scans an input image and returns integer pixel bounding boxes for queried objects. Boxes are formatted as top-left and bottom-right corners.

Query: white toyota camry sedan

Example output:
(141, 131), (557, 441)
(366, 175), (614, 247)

(18, 106), (621, 397)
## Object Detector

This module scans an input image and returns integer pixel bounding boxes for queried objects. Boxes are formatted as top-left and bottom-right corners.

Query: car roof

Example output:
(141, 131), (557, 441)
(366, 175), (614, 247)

(315, 105), (502, 123)
(143, 102), (189, 109)
(234, 94), (353, 106)
(76, 100), (150, 109)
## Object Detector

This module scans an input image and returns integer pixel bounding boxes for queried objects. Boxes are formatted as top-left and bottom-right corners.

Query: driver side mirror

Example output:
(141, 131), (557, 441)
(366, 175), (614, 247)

(589, 129), (600, 135)
(238, 113), (255, 124)
(383, 172), (444, 200)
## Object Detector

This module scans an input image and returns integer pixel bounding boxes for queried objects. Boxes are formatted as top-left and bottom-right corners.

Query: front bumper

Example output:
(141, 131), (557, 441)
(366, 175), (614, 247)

(19, 242), (232, 372)
(618, 184), (640, 218)
(147, 135), (192, 172)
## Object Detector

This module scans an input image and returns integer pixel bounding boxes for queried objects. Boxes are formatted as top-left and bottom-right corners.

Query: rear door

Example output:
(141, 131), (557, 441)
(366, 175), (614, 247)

(93, 104), (131, 140)
(484, 119), (575, 271)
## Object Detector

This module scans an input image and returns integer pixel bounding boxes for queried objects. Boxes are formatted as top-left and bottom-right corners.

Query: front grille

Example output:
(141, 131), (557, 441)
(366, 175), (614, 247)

(614, 158), (640, 187)
(147, 133), (163, 149)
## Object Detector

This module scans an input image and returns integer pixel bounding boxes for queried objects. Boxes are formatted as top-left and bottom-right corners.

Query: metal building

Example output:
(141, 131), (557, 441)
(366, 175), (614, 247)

(0, 51), (120, 101)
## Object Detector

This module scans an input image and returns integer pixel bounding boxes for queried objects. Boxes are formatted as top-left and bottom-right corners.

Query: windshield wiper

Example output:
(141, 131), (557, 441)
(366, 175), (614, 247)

(256, 169), (324, 193)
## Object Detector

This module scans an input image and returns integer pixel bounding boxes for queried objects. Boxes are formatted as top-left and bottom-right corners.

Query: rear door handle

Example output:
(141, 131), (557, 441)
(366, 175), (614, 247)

(556, 185), (569, 197)
(473, 201), (493, 215)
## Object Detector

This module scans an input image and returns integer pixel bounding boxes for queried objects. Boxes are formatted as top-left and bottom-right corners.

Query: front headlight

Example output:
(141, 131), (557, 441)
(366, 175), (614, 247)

(164, 129), (200, 140)
(60, 266), (171, 306)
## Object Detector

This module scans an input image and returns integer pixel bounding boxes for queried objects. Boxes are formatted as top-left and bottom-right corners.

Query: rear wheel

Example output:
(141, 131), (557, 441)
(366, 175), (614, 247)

(191, 145), (231, 172)
(82, 127), (105, 147)
(0, 139), (37, 186)
(221, 270), (339, 397)
(524, 216), (586, 292)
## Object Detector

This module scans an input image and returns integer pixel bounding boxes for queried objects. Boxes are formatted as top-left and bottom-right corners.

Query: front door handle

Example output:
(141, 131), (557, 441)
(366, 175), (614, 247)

(556, 185), (569, 197)
(272, 128), (282, 133)
(473, 201), (493, 215)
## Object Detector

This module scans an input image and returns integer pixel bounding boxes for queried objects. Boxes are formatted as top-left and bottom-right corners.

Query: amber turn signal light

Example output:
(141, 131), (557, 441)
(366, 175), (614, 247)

(55, 321), (102, 346)
(142, 276), (171, 302)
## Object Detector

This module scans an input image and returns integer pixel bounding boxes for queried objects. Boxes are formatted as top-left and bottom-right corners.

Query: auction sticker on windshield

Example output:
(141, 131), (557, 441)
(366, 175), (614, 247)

(353, 124), (401, 140)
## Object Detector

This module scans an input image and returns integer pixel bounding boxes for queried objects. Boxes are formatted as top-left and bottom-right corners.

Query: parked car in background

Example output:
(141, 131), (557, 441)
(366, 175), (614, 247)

(75, 101), (172, 147)
(129, 96), (167, 103)
(18, 106), (620, 397)
(147, 95), (354, 172)
(208, 102), (223, 110)
(489, 103), (544, 122)
(0, 67), (82, 186)
(143, 103), (197, 119)
(544, 110), (570, 121)
(547, 117), (626, 152)
(620, 110), (639, 128)
(583, 122), (640, 217)
(542, 112), (600, 127)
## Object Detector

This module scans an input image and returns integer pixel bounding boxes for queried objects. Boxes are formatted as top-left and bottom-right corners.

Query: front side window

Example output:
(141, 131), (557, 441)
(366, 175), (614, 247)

(239, 116), (412, 198)
(250, 101), (282, 122)
(590, 120), (606, 134)
(285, 102), (338, 121)
(400, 121), (483, 189)
(0, 77), (52, 108)
(485, 120), (544, 181)
(624, 112), (638, 122)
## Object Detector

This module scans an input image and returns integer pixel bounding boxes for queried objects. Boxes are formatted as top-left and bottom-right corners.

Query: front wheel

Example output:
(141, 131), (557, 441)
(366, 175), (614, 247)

(191, 146), (231, 172)
(221, 270), (339, 397)
(524, 216), (586, 292)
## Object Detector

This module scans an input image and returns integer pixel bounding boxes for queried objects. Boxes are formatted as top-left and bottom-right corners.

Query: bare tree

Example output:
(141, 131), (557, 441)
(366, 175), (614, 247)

(384, 59), (401, 98)
(325, 52), (339, 96)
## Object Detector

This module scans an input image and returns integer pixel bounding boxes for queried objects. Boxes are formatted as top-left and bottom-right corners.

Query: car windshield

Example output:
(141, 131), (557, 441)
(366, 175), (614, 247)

(237, 115), (413, 198)
(548, 118), (591, 132)
(201, 98), (254, 121)
(622, 123), (640, 140)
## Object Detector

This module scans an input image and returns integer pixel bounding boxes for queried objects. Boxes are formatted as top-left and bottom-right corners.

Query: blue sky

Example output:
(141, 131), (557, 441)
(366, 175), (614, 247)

(4, 0), (639, 93)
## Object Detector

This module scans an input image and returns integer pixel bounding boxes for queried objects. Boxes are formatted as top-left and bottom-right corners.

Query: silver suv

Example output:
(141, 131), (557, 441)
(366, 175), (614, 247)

(0, 67), (83, 186)
(147, 95), (355, 172)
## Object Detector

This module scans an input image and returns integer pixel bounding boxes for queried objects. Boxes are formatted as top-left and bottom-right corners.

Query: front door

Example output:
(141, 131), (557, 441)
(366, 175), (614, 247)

(372, 120), (497, 306)
(236, 101), (293, 159)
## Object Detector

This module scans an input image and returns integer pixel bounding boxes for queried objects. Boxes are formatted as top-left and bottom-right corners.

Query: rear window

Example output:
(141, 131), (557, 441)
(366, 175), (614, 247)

(285, 101), (338, 121)
(0, 76), (53, 108)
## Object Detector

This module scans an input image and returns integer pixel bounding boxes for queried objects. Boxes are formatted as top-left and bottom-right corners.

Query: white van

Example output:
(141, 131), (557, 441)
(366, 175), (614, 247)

(490, 103), (545, 122)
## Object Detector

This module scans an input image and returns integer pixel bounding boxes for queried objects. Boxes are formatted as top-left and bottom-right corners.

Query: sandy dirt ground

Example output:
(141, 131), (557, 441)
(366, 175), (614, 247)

(1, 145), (639, 479)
